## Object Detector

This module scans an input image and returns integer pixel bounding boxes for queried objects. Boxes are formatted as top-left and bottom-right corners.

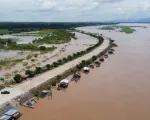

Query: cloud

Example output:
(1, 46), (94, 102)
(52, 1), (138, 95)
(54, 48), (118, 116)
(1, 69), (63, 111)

(0, 0), (150, 21)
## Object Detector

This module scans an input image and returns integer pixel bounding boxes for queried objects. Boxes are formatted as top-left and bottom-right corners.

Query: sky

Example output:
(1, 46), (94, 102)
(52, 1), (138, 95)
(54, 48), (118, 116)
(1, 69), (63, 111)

(0, 0), (150, 22)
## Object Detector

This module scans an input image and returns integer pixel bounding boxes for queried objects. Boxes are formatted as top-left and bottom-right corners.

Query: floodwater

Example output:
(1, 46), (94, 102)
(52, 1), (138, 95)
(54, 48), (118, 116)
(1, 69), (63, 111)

(0, 34), (41, 44)
(0, 35), (41, 60)
(14, 23), (150, 120)
(0, 50), (18, 60)
(0, 32), (97, 76)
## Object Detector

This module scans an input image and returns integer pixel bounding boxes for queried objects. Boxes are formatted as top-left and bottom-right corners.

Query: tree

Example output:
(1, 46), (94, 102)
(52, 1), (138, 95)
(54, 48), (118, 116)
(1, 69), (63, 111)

(62, 58), (67, 63)
(58, 59), (62, 65)
(73, 53), (77, 58)
(35, 67), (42, 74)
(25, 70), (34, 78)
(40, 46), (46, 50)
(81, 60), (87, 66)
(67, 55), (73, 60)
(14, 74), (22, 83)
(46, 64), (51, 70)
(52, 62), (59, 67)
(92, 55), (97, 61)
(76, 52), (81, 56)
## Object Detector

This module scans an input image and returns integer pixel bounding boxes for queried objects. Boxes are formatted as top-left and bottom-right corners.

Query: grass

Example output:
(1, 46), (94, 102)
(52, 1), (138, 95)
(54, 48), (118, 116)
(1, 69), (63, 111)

(120, 27), (136, 34)
(0, 29), (9, 35)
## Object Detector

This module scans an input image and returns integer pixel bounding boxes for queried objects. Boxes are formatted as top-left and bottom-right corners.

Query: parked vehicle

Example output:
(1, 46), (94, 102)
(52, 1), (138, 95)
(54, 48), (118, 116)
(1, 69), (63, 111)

(1, 91), (10, 94)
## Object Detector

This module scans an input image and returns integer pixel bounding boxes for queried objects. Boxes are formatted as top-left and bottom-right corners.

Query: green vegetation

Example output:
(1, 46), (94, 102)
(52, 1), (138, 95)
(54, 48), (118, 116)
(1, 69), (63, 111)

(33, 29), (76, 44)
(120, 27), (136, 33)
(0, 29), (9, 35)
(14, 74), (22, 83)
(101, 26), (115, 30)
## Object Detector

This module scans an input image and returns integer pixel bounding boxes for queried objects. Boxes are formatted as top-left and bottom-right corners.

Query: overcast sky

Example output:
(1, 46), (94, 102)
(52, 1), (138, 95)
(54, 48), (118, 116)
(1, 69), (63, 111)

(0, 0), (150, 22)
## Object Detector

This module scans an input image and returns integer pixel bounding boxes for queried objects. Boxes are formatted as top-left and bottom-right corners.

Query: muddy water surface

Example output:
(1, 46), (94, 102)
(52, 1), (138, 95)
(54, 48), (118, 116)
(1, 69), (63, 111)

(18, 23), (150, 120)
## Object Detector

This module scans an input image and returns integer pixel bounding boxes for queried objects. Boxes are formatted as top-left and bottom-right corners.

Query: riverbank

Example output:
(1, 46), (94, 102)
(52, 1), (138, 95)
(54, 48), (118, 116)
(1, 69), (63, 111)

(18, 23), (150, 120)
(0, 36), (110, 108)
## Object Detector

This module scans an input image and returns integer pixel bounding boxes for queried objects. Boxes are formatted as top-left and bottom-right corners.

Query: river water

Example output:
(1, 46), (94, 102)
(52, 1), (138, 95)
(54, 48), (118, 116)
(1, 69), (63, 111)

(18, 23), (150, 120)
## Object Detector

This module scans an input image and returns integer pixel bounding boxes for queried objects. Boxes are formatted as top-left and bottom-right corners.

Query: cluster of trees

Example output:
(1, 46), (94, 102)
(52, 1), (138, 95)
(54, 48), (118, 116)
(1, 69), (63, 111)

(13, 33), (104, 83)
(0, 22), (115, 30)
(33, 29), (76, 44)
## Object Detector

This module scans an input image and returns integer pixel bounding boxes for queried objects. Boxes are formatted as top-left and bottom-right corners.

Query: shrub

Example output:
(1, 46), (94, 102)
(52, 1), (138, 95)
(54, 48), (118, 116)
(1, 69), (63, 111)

(23, 62), (28, 66)
(47, 85), (51, 90)
(51, 81), (56, 86)
(31, 59), (35, 62)
(14, 74), (22, 83)
(34, 53), (38, 57)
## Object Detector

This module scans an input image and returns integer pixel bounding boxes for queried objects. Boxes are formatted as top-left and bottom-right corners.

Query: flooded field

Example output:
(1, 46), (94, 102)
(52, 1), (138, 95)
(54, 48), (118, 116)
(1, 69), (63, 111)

(18, 23), (150, 120)
(0, 34), (41, 44)
(0, 32), (97, 76)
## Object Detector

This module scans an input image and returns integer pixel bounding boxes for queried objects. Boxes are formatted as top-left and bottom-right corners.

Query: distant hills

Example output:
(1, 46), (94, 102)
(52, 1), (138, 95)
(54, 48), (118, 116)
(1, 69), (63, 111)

(108, 17), (150, 23)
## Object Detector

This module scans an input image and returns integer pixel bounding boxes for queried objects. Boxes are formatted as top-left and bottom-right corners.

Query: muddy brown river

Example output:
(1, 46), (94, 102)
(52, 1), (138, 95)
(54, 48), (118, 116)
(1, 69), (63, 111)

(18, 23), (150, 120)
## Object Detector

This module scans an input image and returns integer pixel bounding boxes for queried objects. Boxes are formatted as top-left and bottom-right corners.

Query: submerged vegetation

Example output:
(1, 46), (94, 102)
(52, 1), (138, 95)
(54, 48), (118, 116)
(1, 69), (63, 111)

(100, 25), (136, 34)
(120, 27), (136, 33)
(101, 26), (115, 30)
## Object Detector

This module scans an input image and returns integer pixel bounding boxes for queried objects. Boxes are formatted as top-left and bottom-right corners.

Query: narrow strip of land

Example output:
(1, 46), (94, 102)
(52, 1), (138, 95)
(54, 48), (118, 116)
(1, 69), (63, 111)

(0, 38), (110, 106)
